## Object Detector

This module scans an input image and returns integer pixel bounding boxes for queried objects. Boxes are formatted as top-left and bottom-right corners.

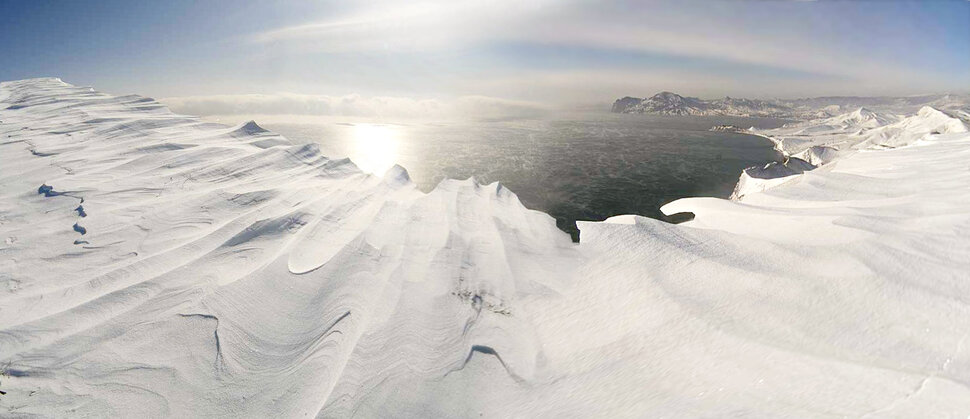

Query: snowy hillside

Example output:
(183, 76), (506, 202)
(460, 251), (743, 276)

(2, 78), (970, 417)
(786, 93), (970, 116)
(731, 106), (967, 199)
(751, 106), (966, 156)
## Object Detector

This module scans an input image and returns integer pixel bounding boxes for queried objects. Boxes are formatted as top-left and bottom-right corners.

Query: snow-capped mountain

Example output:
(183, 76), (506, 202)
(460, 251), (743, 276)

(612, 91), (794, 117)
(612, 92), (709, 115)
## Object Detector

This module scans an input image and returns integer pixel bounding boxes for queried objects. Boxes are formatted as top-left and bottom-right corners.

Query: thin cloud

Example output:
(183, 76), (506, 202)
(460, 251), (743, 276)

(246, 0), (928, 87)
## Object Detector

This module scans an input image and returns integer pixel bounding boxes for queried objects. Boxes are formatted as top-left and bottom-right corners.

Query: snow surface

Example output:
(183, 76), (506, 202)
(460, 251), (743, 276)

(2, 78), (970, 417)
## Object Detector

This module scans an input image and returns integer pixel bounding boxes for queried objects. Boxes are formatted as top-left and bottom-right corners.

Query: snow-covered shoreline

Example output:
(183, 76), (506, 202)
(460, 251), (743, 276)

(2, 78), (969, 417)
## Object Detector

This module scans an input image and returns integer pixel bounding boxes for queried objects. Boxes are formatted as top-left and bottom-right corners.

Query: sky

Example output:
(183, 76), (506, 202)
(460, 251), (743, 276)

(1, 0), (968, 119)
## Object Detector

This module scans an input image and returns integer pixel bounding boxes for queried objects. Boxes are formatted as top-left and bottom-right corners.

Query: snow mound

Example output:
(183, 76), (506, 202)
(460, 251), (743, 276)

(839, 107), (895, 128)
(729, 156), (815, 200)
(793, 145), (842, 166)
(231, 119), (269, 136)
(2, 79), (970, 417)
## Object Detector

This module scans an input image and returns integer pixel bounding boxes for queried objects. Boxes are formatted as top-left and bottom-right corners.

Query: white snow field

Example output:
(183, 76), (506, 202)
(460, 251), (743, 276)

(1, 78), (969, 417)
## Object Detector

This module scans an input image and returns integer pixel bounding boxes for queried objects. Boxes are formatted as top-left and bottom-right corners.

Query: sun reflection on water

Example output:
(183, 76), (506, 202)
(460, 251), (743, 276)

(350, 124), (400, 175)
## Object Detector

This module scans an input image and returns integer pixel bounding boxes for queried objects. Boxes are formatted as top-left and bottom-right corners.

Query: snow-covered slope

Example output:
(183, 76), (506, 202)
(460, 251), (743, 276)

(2, 78), (970, 417)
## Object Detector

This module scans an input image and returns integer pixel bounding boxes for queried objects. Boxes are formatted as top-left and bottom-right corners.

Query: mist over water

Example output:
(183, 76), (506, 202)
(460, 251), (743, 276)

(265, 113), (788, 241)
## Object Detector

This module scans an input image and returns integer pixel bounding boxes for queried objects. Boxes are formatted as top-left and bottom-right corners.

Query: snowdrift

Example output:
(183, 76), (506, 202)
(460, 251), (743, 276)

(2, 78), (969, 417)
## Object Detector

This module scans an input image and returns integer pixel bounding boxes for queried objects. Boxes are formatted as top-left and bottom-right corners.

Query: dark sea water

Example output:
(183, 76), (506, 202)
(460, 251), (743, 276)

(264, 113), (788, 241)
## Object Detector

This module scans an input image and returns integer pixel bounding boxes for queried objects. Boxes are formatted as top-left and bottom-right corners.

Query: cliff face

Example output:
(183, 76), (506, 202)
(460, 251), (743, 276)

(610, 96), (643, 113)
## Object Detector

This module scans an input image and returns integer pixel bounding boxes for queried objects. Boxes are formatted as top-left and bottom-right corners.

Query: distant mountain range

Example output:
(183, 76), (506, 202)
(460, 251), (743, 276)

(612, 91), (969, 118)
(612, 92), (792, 117)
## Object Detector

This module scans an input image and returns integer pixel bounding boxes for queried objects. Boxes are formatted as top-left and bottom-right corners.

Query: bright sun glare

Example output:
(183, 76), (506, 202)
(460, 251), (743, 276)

(351, 124), (400, 175)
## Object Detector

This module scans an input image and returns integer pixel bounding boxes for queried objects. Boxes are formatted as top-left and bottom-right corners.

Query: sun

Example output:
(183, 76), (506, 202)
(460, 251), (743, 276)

(351, 124), (400, 175)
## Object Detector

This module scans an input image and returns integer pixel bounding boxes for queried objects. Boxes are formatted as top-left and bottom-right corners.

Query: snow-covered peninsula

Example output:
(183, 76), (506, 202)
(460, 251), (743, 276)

(2, 78), (970, 417)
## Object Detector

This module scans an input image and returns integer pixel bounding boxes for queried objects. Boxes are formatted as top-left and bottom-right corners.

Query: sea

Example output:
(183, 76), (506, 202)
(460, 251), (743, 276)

(262, 113), (789, 241)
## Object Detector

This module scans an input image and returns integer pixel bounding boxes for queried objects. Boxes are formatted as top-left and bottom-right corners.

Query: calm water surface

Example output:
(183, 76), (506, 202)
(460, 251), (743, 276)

(264, 113), (788, 241)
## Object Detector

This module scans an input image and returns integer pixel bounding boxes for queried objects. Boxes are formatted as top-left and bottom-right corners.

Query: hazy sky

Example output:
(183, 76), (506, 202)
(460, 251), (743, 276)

(2, 0), (968, 117)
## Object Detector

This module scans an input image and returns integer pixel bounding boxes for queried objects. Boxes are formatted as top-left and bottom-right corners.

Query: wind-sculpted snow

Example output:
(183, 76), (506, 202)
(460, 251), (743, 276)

(1, 78), (969, 417)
